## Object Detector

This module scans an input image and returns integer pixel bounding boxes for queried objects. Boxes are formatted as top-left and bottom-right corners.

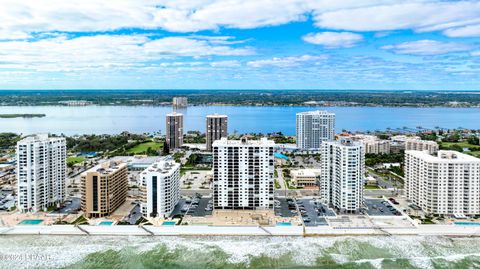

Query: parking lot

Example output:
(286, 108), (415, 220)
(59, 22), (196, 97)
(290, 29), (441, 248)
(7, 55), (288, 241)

(297, 198), (335, 226)
(171, 195), (213, 218)
(274, 197), (336, 226)
(365, 198), (401, 216)
(186, 197), (213, 217)
(274, 197), (297, 218)
(124, 204), (142, 224)
(51, 197), (81, 214)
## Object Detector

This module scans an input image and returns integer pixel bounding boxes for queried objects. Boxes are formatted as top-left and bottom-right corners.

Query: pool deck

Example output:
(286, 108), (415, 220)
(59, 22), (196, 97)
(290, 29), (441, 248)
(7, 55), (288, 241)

(1, 224), (480, 237)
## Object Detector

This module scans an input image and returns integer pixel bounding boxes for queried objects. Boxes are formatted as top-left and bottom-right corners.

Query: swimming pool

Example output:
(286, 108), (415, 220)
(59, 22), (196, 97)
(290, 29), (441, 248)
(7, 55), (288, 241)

(162, 221), (176, 226)
(98, 221), (114, 226)
(19, 219), (43, 225)
(455, 222), (480, 226)
(276, 222), (292, 226)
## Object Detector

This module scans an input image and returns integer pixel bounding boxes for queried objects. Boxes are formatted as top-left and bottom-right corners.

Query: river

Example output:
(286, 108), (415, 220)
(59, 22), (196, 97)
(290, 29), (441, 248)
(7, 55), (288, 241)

(0, 106), (479, 135)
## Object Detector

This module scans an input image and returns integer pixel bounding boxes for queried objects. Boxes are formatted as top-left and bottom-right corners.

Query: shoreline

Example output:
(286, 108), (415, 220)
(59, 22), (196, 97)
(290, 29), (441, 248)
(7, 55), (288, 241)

(1, 224), (479, 237)
(0, 104), (479, 108)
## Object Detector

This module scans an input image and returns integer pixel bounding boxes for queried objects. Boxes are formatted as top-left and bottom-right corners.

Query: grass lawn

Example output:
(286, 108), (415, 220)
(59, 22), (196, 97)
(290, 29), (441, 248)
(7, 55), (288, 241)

(67, 156), (86, 166)
(442, 141), (480, 149)
(127, 141), (162, 155)
(441, 141), (480, 157)
(467, 151), (480, 157)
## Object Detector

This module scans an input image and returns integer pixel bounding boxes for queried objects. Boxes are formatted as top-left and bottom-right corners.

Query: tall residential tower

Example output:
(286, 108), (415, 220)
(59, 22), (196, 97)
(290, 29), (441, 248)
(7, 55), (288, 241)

(172, 97), (188, 109)
(80, 161), (128, 218)
(166, 112), (183, 150)
(320, 137), (365, 213)
(212, 137), (275, 210)
(16, 134), (67, 212)
(405, 150), (480, 216)
(296, 110), (335, 149)
(206, 114), (228, 151)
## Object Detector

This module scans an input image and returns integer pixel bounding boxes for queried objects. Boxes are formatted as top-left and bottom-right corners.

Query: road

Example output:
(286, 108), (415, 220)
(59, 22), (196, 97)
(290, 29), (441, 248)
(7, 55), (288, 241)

(181, 188), (402, 198)
(276, 168), (287, 191)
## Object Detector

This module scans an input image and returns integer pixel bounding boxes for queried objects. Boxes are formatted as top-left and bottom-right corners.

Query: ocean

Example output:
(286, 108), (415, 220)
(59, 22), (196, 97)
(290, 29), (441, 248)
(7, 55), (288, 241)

(1, 235), (480, 269)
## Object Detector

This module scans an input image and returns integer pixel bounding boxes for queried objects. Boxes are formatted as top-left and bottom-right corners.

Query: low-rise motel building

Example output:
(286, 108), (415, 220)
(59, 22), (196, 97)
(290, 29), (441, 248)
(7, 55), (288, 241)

(81, 161), (128, 218)
(289, 169), (321, 188)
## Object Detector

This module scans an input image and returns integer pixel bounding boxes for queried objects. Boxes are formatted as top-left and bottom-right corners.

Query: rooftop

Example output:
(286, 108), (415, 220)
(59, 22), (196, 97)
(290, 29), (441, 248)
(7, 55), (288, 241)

(18, 134), (65, 143)
(291, 169), (321, 177)
(142, 160), (180, 175)
(213, 137), (275, 147)
(82, 161), (126, 176)
(406, 150), (480, 163)
(166, 112), (183, 117)
(296, 110), (335, 116)
(206, 113), (227, 118)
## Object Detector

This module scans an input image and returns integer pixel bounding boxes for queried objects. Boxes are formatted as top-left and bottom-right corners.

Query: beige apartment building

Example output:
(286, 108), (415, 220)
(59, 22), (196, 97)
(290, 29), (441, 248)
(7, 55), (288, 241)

(81, 161), (128, 218)
(405, 139), (439, 154)
(353, 135), (391, 154)
(166, 112), (183, 149)
(206, 114), (228, 151)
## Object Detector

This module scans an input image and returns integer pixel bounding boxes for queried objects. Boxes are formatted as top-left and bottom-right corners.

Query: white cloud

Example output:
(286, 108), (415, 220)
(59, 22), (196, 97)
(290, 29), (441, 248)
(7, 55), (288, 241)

(444, 24), (480, 38)
(210, 60), (241, 67)
(472, 51), (480, 57)
(314, 1), (480, 35)
(247, 55), (327, 68)
(0, 1), (479, 38)
(381, 40), (475, 55)
(0, 34), (253, 72)
(302, 32), (363, 48)
(144, 37), (253, 56)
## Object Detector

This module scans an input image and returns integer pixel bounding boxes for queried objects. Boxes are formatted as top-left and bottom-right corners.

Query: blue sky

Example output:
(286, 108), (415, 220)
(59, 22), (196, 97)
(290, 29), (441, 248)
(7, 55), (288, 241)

(0, 0), (480, 90)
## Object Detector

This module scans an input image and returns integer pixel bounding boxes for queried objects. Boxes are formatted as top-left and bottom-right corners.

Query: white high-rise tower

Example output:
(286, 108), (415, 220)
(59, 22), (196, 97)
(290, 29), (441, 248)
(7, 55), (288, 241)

(296, 110), (335, 149)
(320, 137), (364, 213)
(16, 134), (67, 212)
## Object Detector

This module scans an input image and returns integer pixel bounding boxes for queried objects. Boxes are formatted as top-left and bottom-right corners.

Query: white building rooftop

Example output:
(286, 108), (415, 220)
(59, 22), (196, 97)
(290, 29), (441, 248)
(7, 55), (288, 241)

(406, 150), (480, 163)
(206, 114), (227, 118)
(82, 161), (126, 175)
(296, 110), (335, 116)
(213, 137), (275, 147)
(142, 160), (179, 175)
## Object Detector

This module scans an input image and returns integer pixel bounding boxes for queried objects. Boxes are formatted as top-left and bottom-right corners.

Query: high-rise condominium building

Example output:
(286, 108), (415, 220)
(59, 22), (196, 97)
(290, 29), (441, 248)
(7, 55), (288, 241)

(172, 97), (188, 108)
(213, 137), (275, 210)
(405, 139), (439, 154)
(296, 110), (335, 149)
(140, 159), (180, 218)
(16, 134), (66, 212)
(405, 150), (480, 216)
(320, 138), (365, 213)
(172, 97), (188, 109)
(206, 114), (228, 151)
(81, 161), (128, 218)
(166, 112), (183, 149)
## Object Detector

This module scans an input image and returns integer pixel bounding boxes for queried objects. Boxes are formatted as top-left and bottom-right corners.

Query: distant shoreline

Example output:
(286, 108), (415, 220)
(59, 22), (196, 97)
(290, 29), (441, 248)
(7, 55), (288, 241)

(0, 113), (46, 118)
(2, 89), (480, 107)
(0, 104), (479, 108)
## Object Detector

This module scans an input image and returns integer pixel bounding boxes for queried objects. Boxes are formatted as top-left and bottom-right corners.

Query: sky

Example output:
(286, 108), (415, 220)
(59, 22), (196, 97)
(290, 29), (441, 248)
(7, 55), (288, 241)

(0, 0), (480, 90)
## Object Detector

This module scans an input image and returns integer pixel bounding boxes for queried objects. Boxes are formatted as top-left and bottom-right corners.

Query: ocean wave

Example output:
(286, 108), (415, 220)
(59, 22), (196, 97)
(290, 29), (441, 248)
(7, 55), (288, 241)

(0, 236), (480, 269)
